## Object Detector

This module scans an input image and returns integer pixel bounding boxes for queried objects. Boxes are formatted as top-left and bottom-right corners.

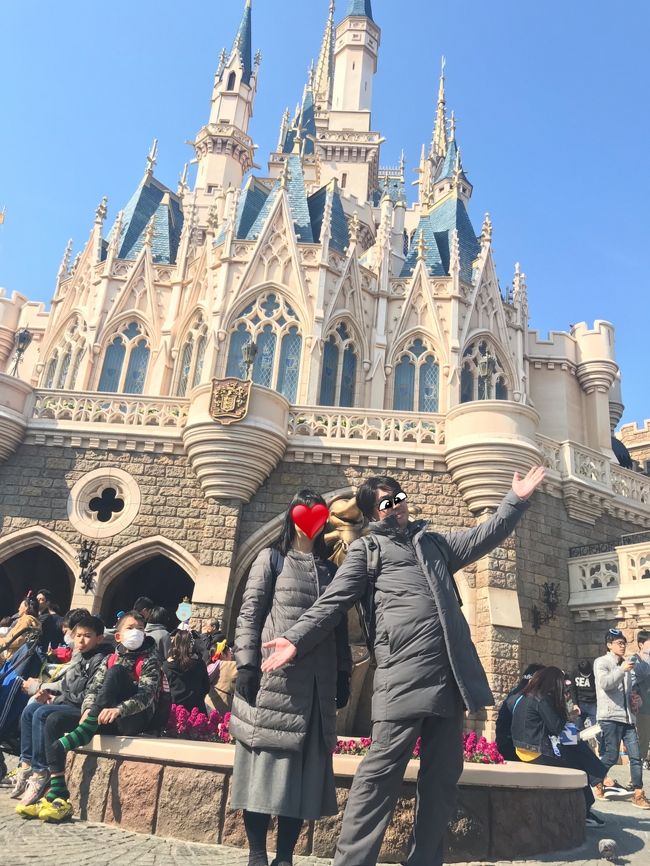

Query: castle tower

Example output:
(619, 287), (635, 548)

(193, 0), (259, 215)
(319, 0), (381, 202)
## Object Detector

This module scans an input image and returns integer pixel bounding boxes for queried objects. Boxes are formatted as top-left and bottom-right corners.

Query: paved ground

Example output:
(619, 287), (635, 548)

(1, 757), (649, 866)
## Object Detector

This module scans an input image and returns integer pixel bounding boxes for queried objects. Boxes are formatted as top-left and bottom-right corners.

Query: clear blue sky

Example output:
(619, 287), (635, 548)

(1, 0), (648, 425)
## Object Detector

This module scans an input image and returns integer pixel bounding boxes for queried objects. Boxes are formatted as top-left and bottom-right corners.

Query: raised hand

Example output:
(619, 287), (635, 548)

(512, 465), (546, 500)
(261, 637), (297, 672)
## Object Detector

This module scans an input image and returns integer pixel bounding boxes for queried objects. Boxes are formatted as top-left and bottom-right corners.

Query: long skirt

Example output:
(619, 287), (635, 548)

(229, 690), (337, 820)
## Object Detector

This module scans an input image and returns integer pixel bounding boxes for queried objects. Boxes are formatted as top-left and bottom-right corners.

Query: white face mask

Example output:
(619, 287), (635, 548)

(63, 632), (74, 647)
(121, 628), (145, 651)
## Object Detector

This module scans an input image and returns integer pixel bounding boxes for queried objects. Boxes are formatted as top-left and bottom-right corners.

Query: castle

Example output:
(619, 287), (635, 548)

(1, 0), (649, 733)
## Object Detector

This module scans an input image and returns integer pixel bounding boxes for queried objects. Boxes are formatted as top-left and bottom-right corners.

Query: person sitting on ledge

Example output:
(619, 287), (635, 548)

(164, 630), (210, 715)
(13, 614), (108, 822)
(495, 663), (544, 761)
(56, 611), (163, 761)
(262, 467), (545, 866)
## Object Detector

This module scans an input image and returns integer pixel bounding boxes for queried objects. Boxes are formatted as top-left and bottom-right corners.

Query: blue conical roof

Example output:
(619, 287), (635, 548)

(346, 0), (373, 19)
(231, 0), (253, 85)
(283, 88), (316, 156)
(401, 195), (479, 282)
(109, 176), (183, 264)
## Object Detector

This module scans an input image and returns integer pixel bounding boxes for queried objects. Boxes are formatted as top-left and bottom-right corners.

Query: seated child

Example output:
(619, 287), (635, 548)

(59, 610), (163, 745)
(20, 608), (91, 698)
(12, 614), (107, 821)
(163, 631), (210, 714)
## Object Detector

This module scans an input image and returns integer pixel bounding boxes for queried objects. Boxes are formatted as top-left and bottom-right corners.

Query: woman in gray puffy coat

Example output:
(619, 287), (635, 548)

(229, 489), (352, 866)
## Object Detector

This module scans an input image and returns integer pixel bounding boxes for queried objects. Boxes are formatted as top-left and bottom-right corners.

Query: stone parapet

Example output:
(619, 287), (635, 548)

(444, 401), (541, 513)
(0, 373), (33, 462)
(67, 737), (585, 862)
(182, 383), (289, 502)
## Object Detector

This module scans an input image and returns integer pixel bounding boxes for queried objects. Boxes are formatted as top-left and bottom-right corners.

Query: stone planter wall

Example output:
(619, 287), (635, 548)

(66, 737), (586, 862)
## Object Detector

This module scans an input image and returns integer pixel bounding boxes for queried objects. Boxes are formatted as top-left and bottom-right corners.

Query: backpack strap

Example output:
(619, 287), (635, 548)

(355, 535), (381, 653)
(106, 652), (118, 669)
(362, 534), (380, 585)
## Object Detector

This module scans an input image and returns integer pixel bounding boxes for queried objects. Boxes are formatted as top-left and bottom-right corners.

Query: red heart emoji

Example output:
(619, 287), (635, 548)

(291, 503), (330, 539)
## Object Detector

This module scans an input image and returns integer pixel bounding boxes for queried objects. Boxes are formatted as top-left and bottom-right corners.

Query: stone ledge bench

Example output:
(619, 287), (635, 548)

(66, 736), (586, 863)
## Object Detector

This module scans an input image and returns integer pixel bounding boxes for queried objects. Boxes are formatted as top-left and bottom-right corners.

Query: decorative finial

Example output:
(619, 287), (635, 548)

(254, 49), (262, 67)
(95, 196), (108, 224)
(450, 228), (460, 276)
(449, 111), (456, 142)
(70, 252), (82, 275)
(308, 59), (315, 89)
(417, 231), (427, 262)
(145, 138), (158, 179)
(480, 212), (493, 246)
(399, 149), (406, 182)
(280, 159), (290, 190)
(144, 215), (156, 247)
(57, 239), (73, 280)
(207, 205), (220, 233)
(177, 162), (189, 196)
(216, 48), (227, 78)
(349, 211), (361, 245)
(453, 146), (463, 187)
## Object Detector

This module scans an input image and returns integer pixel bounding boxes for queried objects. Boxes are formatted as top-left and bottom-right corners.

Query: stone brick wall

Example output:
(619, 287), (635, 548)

(514, 491), (641, 673)
(0, 444), (240, 616)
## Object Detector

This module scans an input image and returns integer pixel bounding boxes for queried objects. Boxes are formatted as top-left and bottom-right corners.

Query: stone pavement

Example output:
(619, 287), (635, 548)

(1, 759), (649, 866)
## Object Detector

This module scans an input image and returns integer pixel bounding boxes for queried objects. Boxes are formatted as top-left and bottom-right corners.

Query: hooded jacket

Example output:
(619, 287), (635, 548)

(230, 548), (352, 752)
(45, 644), (112, 706)
(82, 635), (161, 718)
(144, 623), (171, 662)
(283, 490), (529, 719)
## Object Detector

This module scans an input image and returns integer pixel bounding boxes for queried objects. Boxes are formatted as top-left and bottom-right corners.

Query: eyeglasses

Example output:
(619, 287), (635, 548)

(377, 491), (408, 512)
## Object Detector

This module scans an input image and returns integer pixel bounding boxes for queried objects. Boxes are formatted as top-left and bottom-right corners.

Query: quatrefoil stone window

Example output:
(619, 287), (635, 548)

(67, 468), (141, 539)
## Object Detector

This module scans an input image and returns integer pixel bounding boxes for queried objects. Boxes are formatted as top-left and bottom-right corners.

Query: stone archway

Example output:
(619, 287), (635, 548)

(0, 527), (77, 618)
(93, 536), (200, 625)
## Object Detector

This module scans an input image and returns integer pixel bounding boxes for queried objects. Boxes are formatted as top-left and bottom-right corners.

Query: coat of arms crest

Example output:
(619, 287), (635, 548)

(209, 377), (251, 425)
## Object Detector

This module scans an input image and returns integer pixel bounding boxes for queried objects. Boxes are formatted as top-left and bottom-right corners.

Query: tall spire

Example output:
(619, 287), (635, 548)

(431, 57), (447, 159)
(144, 138), (158, 181)
(230, 0), (253, 85)
(314, 0), (335, 108)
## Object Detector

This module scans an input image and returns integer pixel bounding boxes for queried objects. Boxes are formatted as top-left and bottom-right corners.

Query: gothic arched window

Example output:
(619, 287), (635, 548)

(393, 338), (439, 413)
(98, 321), (150, 394)
(226, 71), (237, 91)
(319, 322), (358, 408)
(41, 318), (86, 391)
(460, 340), (509, 403)
(225, 293), (302, 402)
(175, 314), (209, 397)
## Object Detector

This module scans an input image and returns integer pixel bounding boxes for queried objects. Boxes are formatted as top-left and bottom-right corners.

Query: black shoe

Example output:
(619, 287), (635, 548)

(586, 811), (606, 828)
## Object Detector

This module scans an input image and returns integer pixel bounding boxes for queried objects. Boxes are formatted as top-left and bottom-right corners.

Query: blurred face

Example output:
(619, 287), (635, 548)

(608, 637), (627, 659)
(373, 487), (409, 529)
(19, 600), (28, 616)
(639, 638), (650, 655)
(36, 593), (48, 613)
(73, 626), (101, 654)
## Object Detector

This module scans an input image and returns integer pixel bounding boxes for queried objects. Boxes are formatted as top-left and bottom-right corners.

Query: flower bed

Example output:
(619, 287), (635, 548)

(166, 705), (504, 764)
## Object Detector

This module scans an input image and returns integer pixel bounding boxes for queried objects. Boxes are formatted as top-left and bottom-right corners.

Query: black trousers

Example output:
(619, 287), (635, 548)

(43, 705), (82, 773)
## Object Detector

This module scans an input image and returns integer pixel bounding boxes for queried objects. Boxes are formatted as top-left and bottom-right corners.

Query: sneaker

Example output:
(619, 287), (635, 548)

(16, 797), (46, 819)
(585, 811), (606, 827)
(20, 772), (49, 806)
(38, 797), (73, 823)
(632, 790), (650, 810)
(9, 767), (32, 800)
(603, 780), (634, 799)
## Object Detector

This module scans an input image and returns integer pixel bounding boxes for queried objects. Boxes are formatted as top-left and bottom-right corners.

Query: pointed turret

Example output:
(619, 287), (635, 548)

(431, 57), (448, 161)
(431, 114), (473, 205)
(282, 72), (317, 157)
(314, 0), (336, 111)
(193, 0), (258, 206)
(346, 0), (373, 17)
(332, 0), (380, 114)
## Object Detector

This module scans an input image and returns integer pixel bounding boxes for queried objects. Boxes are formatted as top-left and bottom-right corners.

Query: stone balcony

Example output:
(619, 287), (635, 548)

(568, 530), (650, 620)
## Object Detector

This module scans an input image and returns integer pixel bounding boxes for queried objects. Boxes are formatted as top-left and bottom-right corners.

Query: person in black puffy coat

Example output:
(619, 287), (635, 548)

(163, 631), (210, 714)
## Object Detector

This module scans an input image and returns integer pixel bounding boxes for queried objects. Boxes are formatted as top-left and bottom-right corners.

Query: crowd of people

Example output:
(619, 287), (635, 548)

(2, 465), (649, 866)
(0, 592), (236, 823)
(495, 628), (650, 828)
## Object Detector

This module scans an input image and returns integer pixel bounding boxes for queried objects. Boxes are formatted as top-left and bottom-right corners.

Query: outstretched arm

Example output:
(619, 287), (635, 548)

(440, 467), (545, 573)
(262, 540), (369, 673)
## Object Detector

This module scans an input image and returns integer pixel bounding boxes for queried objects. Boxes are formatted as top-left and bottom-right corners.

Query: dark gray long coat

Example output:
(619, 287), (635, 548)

(230, 548), (352, 752)
(284, 491), (529, 719)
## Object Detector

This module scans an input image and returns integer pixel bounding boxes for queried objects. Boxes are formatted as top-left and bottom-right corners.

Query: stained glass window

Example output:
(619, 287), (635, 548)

(176, 339), (193, 397)
(192, 334), (207, 389)
(278, 327), (302, 402)
(419, 356), (439, 412)
(70, 349), (83, 390)
(341, 345), (357, 407)
(460, 341), (509, 403)
(319, 337), (339, 406)
(253, 325), (276, 388)
(44, 356), (57, 389)
(226, 324), (251, 379)
(394, 356), (415, 412)
(98, 337), (126, 393)
(123, 339), (150, 394)
(55, 350), (71, 389)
